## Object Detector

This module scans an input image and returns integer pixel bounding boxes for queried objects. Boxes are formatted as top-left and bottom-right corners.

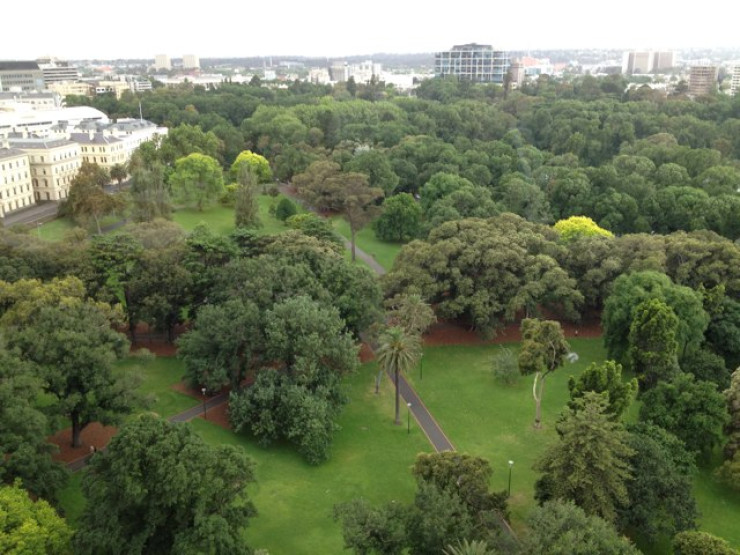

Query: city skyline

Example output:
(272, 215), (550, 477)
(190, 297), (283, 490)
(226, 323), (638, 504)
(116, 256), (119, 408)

(5, 0), (740, 60)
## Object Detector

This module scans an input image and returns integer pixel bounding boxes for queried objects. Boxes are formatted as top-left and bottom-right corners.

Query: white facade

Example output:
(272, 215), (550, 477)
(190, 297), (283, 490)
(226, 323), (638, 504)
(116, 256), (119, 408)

(730, 65), (740, 96)
(8, 136), (81, 201)
(154, 54), (171, 71)
(0, 147), (36, 217)
(182, 54), (200, 69)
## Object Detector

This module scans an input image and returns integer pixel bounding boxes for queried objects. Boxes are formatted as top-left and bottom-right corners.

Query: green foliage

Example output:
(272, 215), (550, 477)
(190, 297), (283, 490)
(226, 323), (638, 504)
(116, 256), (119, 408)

(554, 215), (614, 243)
(406, 483), (475, 555)
(520, 500), (639, 555)
(384, 293), (436, 336)
(235, 181), (262, 229)
(534, 393), (634, 523)
(373, 193), (421, 242)
(0, 480), (72, 555)
(491, 347), (520, 385)
(74, 415), (255, 554)
(716, 451), (740, 492)
(286, 213), (341, 246)
(673, 531), (738, 555)
(67, 162), (124, 234)
(639, 373), (728, 460)
(628, 298), (681, 389)
(230, 149), (273, 183)
(620, 423), (698, 541)
(567, 360), (637, 419)
(725, 368), (740, 461)
(333, 498), (407, 555)
(275, 196), (298, 221)
(169, 153), (225, 211)
(129, 162), (172, 222)
(377, 326), (421, 424)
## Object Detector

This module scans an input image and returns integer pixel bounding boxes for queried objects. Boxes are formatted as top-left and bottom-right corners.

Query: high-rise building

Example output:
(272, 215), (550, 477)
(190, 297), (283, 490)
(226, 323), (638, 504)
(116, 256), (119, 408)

(689, 65), (718, 97)
(0, 61), (45, 92)
(154, 54), (171, 71)
(434, 44), (510, 83)
(622, 51), (675, 74)
(182, 54), (200, 69)
(36, 57), (79, 85)
(730, 65), (740, 96)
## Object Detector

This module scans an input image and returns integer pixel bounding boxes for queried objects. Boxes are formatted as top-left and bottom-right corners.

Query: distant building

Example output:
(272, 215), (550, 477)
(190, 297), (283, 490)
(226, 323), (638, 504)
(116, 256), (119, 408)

(182, 54), (200, 69)
(0, 61), (45, 92)
(329, 61), (348, 82)
(434, 44), (510, 83)
(622, 51), (675, 74)
(0, 145), (36, 217)
(689, 65), (718, 96)
(71, 118), (166, 170)
(154, 54), (171, 71)
(348, 60), (382, 84)
(37, 57), (79, 85)
(47, 81), (94, 97)
(6, 135), (80, 201)
(0, 91), (61, 111)
(508, 61), (525, 88)
(730, 65), (740, 96)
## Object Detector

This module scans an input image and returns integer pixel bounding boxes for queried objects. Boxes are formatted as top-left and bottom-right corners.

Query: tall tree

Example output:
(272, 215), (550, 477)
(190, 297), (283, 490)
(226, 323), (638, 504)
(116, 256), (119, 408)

(567, 360), (637, 420)
(627, 298), (681, 389)
(376, 326), (421, 424)
(74, 415), (255, 555)
(339, 173), (384, 262)
(67, 162), (124, 234)
(169, 153), (224, 211)
(518, 318), (571, 429)
(230, 149), (273, 184)
(725, 367), (740, 461)
(373, 193), (422, 242)
(534, 393), (634, 523)
(129, 162), (172, 222)
(234, 165), (261, 229)
(109, 163), (127, 192)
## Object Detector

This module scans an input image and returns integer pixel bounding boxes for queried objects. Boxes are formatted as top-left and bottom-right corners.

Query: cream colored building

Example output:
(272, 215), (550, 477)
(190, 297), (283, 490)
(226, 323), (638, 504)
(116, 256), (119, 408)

(730, 65), (740, 96)
(0, 147), (36, 217)
(154, 54), (171, 71)
(47, 81), (94, 97)
(182, 54), (200, 69)
(7, 136), (81, 201)
(71, 131), (126, 171)
(93, 80), (130, 99)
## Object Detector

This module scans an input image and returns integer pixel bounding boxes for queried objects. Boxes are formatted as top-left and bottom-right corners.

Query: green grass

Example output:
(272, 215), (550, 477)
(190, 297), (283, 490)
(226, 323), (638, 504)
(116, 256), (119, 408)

(115, 355), (197, 418)
(192, 362), (430, 554)
(35, 217), (78, 241)
(331, 217), (403, 272)
(172, 195), (296, 237)
(57, 472), (85, 527)
(694, 454), (740, 548)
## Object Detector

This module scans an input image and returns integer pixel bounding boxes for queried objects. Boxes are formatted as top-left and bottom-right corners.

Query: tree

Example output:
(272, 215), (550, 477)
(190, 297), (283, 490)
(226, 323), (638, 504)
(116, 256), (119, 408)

(275, 197), (298, 221)
(520, 500), (639, 555)
(673, 531), (737, 555)
(158, 123), (223, 166)
(230, 149), (273, 184)
(74, 415), (255, 554)
(518, 319), (571, 429)
(109, 163), (127, 191)
(627, 298), (681, 389)
(639, 373), (728, 460)
(0, 349), (68, 503)
(339, 173), (383, 262)
(129, 162), (172, 222)
(725, 367), (740, 461)
(405, 484), (475, 555)
(234, 166), (261, 229)
(6, 301), (135, 448)
(373, 193), (422, 242)
(67, 162), (124, 234)
(553, 216), (614, 243)
(376, 326), (421, 424)
(0, 480), (72, 555)
(534, 393), (634, 523)
(619, 423), (698, 541)
(567, 360), (637, 420)
(177, 299), (262, 391)
(333, 498), (407, 555)
(169, 153), (224, 211)
(384, 293), (436, 337)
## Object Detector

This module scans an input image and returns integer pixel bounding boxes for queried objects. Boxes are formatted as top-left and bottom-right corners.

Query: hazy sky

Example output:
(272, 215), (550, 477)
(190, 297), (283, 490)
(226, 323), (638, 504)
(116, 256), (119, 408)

(5, 0), (738, 60)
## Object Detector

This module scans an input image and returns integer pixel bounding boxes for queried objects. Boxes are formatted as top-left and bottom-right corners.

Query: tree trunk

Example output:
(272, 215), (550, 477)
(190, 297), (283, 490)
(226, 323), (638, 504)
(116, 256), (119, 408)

(394, 368), (401, 425)
(93, 214), (101, 235)
(375, 369), (383, 394)
(533, 372), (545, 429)
(350, 227), (357, 262)
(71, 412), (83, 448)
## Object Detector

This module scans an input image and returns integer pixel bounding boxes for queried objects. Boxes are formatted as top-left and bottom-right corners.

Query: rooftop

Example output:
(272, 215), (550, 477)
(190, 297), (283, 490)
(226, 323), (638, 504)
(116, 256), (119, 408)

(0, 61), (40, 71)
(0, 147), (27, 160)
(69, 132), (122, 145)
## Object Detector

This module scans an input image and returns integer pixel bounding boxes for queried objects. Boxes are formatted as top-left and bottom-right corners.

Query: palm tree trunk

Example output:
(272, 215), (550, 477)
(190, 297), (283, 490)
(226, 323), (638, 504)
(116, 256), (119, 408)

(394, 368), (401, 425)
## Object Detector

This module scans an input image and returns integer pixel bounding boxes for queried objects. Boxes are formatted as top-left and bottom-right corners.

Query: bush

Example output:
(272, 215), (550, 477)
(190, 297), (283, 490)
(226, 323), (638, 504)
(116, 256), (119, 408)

(275, 197), (298, 221)
(673, 530), (737, 555)
(219, 183), (238, 207)
(491, 347), (520, 385)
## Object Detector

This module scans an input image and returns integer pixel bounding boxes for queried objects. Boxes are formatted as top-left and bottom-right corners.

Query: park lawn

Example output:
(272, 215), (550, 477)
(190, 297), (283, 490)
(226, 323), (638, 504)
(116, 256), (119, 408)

(58, 471), (85, 527)
(36, 217), (78, 241)
(114, 355), (197, 418)
(172, 195), (295, 237)
(331, 217), (402, 272)
(693, 453), (740, 548)
(191, 360), (431, 554)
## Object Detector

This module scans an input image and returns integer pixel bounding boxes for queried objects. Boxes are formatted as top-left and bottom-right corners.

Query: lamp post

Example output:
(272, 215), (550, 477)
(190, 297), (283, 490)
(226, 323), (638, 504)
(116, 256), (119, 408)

(508, 460), (514, 498)
(407, 402), (412, 434)
(201, 387), (207, 419)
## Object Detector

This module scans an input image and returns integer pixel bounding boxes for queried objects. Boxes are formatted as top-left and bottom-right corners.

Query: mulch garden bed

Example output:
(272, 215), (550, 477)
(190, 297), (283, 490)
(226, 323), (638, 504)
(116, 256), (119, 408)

(198, 402), (231, 430)
(50, 423), (118, 464)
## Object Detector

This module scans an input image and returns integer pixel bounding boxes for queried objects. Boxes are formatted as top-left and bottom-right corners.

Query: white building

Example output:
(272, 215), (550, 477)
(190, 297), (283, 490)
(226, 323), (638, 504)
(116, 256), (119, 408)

(0, 106), (109, 138)
(6, 135), (81, 201)
(730, 65), (740, 96)
(154, 54), (171, 71)
(0, 145), (35, 217)
(182, 54), (200, 69)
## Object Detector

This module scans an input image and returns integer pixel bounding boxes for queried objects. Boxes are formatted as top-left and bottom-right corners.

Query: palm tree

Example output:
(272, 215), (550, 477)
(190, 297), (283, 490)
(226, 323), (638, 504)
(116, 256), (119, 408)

(386, 293), (436, 336)
(376, 326), (421, 425)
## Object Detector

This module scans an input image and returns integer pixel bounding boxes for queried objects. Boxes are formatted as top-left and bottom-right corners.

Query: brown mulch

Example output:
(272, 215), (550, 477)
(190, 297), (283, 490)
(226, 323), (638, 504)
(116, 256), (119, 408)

(423, 317), (602, 347)
(359, 342), (375, 363)
(199, 402), (231, 430)
(122, 322), (188, 357)
(49, 423), (118, 464)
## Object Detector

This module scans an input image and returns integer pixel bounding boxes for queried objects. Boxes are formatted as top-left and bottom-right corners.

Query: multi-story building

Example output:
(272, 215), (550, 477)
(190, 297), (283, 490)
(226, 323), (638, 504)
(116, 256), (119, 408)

(7, 135), (81, 201)
(730, 65), (740, 96)
(329, 61), (348, 82)
(182, 54), (200, 69)
(37, 57), (79, 85)
(689, 65), (718, 96)
(0, 106), (109, 138)
(71, 130), (126, 170)
(47, 81), (94, 97)
(0, 145), (36, 217)
(0, 91), (61, 111)
(0, 61), (45, 92)
(154, 54), (171, 71)
(622, 51), (675, 74)
(435, 44), (510, 83)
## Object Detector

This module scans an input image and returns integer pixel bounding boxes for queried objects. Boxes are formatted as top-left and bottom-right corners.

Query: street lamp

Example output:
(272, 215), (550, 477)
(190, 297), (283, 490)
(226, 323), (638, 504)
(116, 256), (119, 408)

(407, 402), (412, 434)
(508, 460), (514, 498)
(201, 387), (207, 419)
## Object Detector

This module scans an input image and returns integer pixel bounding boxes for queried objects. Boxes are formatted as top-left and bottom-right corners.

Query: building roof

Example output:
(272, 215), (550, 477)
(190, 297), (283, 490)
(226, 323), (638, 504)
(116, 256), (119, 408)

(0, 61), (40, 71)
(69, 132), (122, 145)
(7, 136), (74, 150)
(0, 147), (27, 160)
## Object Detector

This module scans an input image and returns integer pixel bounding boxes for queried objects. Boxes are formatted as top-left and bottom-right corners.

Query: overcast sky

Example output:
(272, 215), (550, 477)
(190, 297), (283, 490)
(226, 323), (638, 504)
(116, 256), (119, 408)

(5, 0), (738, 60)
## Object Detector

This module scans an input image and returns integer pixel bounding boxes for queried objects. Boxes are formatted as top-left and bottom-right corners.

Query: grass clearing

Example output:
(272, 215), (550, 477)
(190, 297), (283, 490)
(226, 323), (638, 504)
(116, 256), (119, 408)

(331, 217), (403, 272)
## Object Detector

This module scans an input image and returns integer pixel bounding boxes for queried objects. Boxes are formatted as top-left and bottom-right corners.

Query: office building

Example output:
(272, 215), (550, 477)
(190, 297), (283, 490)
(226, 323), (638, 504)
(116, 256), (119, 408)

(182, 54), (200, 69)
(0, 61), (45, 92)
(622, 51), (675, 74)
(434, 44), (510, 83)
(37, 57), (79, 85)
(154, 54), (171, 71)
(689, 65), (718, 96)
(0, 145), (36, 217)
(730, 65), (740, 96)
